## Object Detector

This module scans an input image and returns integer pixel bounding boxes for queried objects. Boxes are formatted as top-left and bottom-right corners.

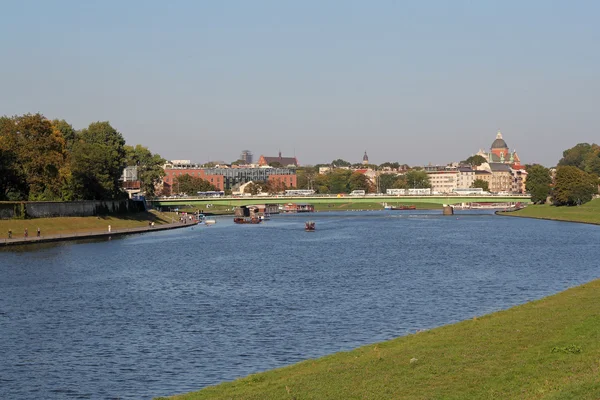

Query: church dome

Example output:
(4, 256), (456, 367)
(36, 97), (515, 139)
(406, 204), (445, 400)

(491, 131), (508, 149)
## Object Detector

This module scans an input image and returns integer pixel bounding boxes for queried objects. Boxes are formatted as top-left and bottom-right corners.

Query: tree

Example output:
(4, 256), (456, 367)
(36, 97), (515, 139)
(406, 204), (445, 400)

(378, 173), (400, 193)
(268, 161), (283, 168)
(295, 166), (317, 190)
(51, 119), (77, 151)
(525, 164), (552, 204)
(379, 162), (400, 170)
(403, 170), (431, 189)
(0, 116), (26, 200)
(72, 121), (126, 200)
(349, 172), (372, 192)
(174, 174), (217, 195)
(471, 179), (489, 192)
(553, 166), (598, 206)
(231, 159), (246, 165)
(263, 179), (286, 194)
(328, 169), (353, 193)
(12, 114), (68, 200)
(462, 155), (487, 166)
(124, 144), (166, 197)
(243, 182), (261, 195)
(558, 143), (593, 169)
(331, 159), (351, 167)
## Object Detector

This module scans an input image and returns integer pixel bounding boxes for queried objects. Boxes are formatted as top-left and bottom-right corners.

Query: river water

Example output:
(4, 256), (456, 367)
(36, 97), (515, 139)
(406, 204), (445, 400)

(1, 210), (599, 399)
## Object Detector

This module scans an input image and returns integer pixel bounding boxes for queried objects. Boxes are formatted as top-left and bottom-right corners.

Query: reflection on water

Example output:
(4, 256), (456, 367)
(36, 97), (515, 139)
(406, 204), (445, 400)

(1, 210), (599, 399)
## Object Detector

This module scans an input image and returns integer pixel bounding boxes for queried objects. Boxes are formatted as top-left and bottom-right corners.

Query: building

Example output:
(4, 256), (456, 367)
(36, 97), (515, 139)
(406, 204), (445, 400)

(457, 166), (476, 189)
(240, 150), (253, 164)
(162, 166), (225, 193)
(162, 162), (297, 194)
(474, 170), (492, 189)
(258, 152), (298, 167)
(362, 151), (369, 165)
(426, 169), (459, 193)
(475, 131), (521, 165)
(488, 163), (513, 193)
(511, 165), (528, 194)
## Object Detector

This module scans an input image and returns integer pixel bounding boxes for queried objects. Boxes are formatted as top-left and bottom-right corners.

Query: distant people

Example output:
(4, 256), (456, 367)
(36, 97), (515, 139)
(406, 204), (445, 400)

(151, 222), (155, 227)
(108, 225), (111, 233)
(24, 228), (28, 238)
(8, 230), (12, 239)
(37, 227), (40, 237)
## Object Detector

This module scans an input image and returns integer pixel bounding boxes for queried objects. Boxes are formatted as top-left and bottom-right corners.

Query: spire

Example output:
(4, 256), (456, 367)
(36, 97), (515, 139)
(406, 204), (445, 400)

(362, 151), (369, 165)
(278, 150), (282, 159)
(496, 130), (503, 139)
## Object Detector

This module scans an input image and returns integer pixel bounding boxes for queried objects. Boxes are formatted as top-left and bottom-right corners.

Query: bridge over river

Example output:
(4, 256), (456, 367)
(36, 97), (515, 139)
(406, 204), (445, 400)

(150, 195), (531, 208)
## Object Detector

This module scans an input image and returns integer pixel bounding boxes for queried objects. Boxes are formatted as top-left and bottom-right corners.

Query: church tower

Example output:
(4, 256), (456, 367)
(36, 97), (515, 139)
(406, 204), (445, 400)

(362, 151), (369, 165)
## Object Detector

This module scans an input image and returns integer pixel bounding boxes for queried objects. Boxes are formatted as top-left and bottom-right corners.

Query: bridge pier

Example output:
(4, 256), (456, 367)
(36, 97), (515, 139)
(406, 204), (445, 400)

(442, 205), (454, 216)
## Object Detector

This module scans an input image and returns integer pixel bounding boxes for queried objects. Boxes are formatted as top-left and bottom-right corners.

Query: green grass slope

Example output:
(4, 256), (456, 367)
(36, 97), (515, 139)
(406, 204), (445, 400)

(159, 279), (600, 400)
(504, 198), (600, 225)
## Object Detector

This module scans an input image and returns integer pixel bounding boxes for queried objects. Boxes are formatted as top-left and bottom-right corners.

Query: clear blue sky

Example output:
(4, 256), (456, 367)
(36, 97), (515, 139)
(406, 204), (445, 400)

(1, 0), (599, 166)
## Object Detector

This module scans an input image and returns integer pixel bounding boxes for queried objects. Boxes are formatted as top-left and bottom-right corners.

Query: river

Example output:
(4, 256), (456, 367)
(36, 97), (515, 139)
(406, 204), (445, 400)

(1, 210), (599, 399)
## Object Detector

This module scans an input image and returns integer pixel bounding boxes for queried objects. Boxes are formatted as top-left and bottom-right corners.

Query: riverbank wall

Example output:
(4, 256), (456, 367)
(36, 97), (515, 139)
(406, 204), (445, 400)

(0, 199), (146, 220)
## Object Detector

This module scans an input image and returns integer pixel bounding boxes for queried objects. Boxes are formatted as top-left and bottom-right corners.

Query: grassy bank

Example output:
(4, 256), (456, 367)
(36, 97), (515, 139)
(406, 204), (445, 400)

(501, 198), (600, 224)
(0, 210), (174, 237)
(160, 279), (600, 400)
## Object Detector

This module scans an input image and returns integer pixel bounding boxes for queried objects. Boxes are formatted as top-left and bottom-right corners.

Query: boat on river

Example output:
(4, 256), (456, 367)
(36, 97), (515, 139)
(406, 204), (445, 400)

(234, 217), (262, 224)
(233, 205), (263, 224)
(384, 204), (416, 210)
(305, 221), (316, 231)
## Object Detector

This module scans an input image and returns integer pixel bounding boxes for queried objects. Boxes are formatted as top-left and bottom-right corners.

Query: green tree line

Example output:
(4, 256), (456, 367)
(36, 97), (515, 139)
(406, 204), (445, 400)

(0, 113), (166, 201)
(295, 167), (431, 194)
(526, 143), (599, 206)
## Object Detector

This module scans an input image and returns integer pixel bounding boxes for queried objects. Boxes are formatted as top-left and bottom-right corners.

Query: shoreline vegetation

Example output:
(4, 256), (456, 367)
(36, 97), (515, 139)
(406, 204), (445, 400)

(157, 203), (600, 400)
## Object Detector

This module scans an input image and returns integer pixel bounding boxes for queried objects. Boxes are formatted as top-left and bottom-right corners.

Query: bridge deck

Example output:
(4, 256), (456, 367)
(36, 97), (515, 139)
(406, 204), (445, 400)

(151, 195), (531, 207)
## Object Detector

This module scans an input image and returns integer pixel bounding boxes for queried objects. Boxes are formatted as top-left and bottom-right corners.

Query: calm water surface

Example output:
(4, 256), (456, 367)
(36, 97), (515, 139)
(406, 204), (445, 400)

(1, 211), (599, 399)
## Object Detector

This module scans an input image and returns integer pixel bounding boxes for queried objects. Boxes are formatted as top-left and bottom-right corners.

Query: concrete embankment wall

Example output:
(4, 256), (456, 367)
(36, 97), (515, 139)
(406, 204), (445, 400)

(0, 200), (146, 219)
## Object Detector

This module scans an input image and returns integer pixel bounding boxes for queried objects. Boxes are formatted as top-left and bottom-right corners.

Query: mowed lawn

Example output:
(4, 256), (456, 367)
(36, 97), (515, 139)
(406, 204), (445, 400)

(0, 210), (174, 237)
(505, 198), (600, 224)
(160, 279), (600, 400)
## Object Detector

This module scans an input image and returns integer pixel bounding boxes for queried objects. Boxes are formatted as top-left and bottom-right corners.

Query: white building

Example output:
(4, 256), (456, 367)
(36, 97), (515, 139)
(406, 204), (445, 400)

(457, 167), (476, 189)
(426, 170), (459, 194)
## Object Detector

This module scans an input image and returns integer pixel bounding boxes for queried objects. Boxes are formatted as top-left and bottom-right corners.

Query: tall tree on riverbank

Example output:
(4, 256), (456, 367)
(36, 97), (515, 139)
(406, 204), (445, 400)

(71, 121), (127, 200)
(124, 144), (166, 197)
(553, 166), (598, 206)
(558, 143), (600, 175)
(0, 114), (69, 200)
(525, 164), (552, 204)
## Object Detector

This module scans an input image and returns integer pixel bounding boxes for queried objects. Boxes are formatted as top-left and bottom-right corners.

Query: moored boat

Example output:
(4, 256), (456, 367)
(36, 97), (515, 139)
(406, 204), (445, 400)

(305, 221), (316, 231)
(234, 217), (262, 224)
(390, 205), (416, 210)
